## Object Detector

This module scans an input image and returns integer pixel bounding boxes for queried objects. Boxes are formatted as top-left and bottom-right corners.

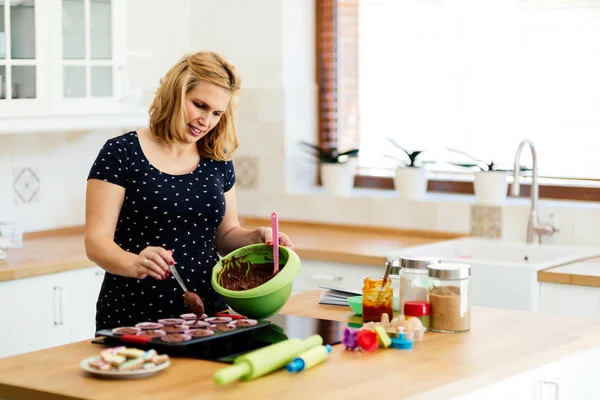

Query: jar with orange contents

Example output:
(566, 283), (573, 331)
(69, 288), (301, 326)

(362, 276), (393, 323)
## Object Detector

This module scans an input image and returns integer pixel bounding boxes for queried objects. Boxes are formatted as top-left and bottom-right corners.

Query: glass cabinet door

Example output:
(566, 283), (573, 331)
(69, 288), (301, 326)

(62, 0), (113, 99)
(0, 0), (37, 101)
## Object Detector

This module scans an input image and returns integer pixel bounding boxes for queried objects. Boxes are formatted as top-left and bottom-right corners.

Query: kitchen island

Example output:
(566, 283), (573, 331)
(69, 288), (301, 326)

(1, 291), (600, 399)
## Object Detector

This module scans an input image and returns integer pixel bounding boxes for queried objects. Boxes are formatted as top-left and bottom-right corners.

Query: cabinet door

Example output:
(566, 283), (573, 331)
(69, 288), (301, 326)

(294, 260), (375, 294)
(47, 0), (128, 115)
(539, 344), (600, 399)
(0, 273), (70, 359)
(454, 368), (541, 400)
(0, 0), (50, 116)
(67, 266), (104, 343)
(541, 282), (600, 319)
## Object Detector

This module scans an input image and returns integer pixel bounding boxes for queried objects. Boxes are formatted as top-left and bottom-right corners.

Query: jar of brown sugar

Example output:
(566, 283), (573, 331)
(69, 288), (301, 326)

(427, 263), (471, 333)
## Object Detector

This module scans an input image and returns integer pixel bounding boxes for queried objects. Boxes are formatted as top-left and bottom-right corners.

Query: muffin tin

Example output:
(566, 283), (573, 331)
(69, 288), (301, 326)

(95, 316), (270, 349)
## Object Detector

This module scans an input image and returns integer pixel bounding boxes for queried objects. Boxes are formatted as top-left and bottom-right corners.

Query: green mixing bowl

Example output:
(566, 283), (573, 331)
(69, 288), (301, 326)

(348, 295), (363, 315)
(211, 243), (301, 319)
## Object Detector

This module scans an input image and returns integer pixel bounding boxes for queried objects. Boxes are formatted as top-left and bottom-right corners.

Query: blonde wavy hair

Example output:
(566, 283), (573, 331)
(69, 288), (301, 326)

(148, 51), (241, 161)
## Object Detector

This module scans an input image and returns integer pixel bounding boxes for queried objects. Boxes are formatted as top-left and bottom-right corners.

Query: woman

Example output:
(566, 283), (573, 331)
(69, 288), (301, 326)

(85, 51), (294, 331)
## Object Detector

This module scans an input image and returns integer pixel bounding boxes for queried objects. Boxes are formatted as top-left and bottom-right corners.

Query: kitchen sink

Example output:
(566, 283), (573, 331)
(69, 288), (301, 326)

(387, 237), (600, 271)
(387, 237), (600, 312)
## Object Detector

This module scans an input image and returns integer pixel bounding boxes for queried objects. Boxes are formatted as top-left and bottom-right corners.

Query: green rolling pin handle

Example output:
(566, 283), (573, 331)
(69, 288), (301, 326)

(285, 344), (332, 373)
(213, 362), (252, 386)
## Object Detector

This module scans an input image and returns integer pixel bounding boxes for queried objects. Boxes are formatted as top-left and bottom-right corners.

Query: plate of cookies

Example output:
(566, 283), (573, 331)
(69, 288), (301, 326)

(80, 346), (170, 379)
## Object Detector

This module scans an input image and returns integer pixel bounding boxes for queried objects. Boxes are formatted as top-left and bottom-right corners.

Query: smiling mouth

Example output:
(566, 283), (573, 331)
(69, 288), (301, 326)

(188, 124), (204, 136)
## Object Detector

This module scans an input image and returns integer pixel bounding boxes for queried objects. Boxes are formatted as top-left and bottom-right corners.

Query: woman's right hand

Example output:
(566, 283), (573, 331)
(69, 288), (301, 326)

(131, 247), (175, 280)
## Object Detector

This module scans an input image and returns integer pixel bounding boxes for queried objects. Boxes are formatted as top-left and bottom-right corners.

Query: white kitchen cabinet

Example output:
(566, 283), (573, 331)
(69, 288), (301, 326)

(67, 266), (105, 343)
(454, 368), (541, 400)
(0, 265), (104, 359)
(539, 341), (600, 399)
(0, 271), (71, 358)
(541, 282), (600, 320)
(456, 345), (600, 399)
(0, 0), (143, 134)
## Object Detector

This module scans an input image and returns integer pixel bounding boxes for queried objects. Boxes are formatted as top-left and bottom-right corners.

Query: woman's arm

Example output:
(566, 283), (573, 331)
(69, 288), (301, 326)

(216, 186), (294, 256)
(84, 179), (171, 280)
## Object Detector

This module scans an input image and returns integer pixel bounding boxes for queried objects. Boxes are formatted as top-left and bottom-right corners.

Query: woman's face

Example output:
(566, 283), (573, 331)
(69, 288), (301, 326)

(183, 81), (231, 144)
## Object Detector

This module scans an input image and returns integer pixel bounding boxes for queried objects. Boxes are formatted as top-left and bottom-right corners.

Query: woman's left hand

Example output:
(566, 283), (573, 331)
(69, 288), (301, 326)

(255, 227), (294, 249)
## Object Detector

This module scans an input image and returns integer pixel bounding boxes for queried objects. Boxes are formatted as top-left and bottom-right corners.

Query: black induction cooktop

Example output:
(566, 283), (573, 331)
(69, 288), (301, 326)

(92, 315), (349, 364)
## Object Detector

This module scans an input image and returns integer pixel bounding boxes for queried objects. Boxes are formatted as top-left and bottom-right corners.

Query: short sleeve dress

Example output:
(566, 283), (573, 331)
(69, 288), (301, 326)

(87, 131), (236, 331)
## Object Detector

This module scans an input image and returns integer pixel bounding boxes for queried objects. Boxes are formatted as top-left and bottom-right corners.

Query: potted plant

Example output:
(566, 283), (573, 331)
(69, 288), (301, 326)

(385, 138), (431, 199)
(445, 149), (529, 206)
(300, 142), (359, 196)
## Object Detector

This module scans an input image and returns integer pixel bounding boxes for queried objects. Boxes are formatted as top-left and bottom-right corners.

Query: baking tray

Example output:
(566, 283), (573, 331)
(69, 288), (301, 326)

(93, 321), (277, 363)
(95, 320), (270, 347)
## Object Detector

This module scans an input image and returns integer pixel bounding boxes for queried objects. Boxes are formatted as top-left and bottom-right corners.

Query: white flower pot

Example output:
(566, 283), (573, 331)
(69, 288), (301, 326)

(394, 167), (428, 199)
(320, 163), (355, 197)
(473, 170), (509, 205)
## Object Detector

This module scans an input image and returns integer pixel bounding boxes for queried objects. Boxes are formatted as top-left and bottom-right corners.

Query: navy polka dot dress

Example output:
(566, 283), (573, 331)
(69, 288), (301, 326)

(87, 131), (236, 331)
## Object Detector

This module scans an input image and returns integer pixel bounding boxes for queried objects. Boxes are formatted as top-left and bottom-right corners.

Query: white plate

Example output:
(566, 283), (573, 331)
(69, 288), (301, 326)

(80, 356), (170, 380)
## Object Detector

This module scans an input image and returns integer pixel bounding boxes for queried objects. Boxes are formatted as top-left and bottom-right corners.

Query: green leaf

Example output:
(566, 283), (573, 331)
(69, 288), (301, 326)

(299, 141), (358, 163)
(338, 149), (359, 158)
(448, 162), (480, 169)
(445, 148), (492, 171)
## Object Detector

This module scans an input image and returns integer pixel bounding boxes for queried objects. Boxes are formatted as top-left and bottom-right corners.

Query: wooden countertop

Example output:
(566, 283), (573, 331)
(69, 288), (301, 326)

(538, 257), (600, 288)
(0, 227), (92, 282)
(0, 218), (456, 283)
(1, 290), (600, 399)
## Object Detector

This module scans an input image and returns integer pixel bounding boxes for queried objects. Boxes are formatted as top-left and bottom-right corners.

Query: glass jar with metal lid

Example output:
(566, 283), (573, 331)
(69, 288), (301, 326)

(428, 263), (471, 333)
(395, 256), (441, 314)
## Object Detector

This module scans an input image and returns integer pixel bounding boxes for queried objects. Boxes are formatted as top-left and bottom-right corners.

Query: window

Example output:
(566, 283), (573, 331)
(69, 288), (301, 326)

(317, 0), (600, 201)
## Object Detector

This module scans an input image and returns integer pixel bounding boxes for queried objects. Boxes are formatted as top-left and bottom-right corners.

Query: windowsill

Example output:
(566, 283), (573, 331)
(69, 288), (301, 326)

(359, 168), (600, 188)
(0, 110), (149, 135)
(284, 185), (600, 209)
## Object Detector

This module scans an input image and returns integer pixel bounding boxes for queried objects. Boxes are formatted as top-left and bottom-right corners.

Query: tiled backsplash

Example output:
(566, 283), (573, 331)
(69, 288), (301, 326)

(0, 130), (122, 232)
(470, 205), (502, 239)
(13, 166), (41, 205)
(232, 156), (259, 189)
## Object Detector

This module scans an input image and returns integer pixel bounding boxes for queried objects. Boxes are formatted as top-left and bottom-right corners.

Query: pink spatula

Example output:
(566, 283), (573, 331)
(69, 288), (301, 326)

(271, 212), (279, 274)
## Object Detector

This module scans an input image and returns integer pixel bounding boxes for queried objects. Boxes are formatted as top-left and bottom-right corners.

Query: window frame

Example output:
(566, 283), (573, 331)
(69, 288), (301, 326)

(315, 0), (600, 202)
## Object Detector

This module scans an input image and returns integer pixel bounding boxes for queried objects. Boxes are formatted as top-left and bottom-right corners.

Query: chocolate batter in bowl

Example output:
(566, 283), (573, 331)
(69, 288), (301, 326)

(217, 256), (285, 291)
(211, 243), (301, 320)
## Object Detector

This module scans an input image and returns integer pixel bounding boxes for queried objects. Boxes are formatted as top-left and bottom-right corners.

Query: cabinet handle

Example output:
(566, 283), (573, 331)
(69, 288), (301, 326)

(309, 274), (342, 282)
(542, 381), (560, 400)
(53, 286), (59, 325)
(59, 287), (64, 325)
(54, 286), (64, 326)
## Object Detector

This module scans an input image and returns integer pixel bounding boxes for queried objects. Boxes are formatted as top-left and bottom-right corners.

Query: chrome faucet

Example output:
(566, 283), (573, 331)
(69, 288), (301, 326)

(512, 140), (559, 244)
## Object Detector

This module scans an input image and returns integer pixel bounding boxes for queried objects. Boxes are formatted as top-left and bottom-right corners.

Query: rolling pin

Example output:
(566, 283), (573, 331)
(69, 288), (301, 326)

(213, 335), (323, 385)
(285, 344), (332, 373)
